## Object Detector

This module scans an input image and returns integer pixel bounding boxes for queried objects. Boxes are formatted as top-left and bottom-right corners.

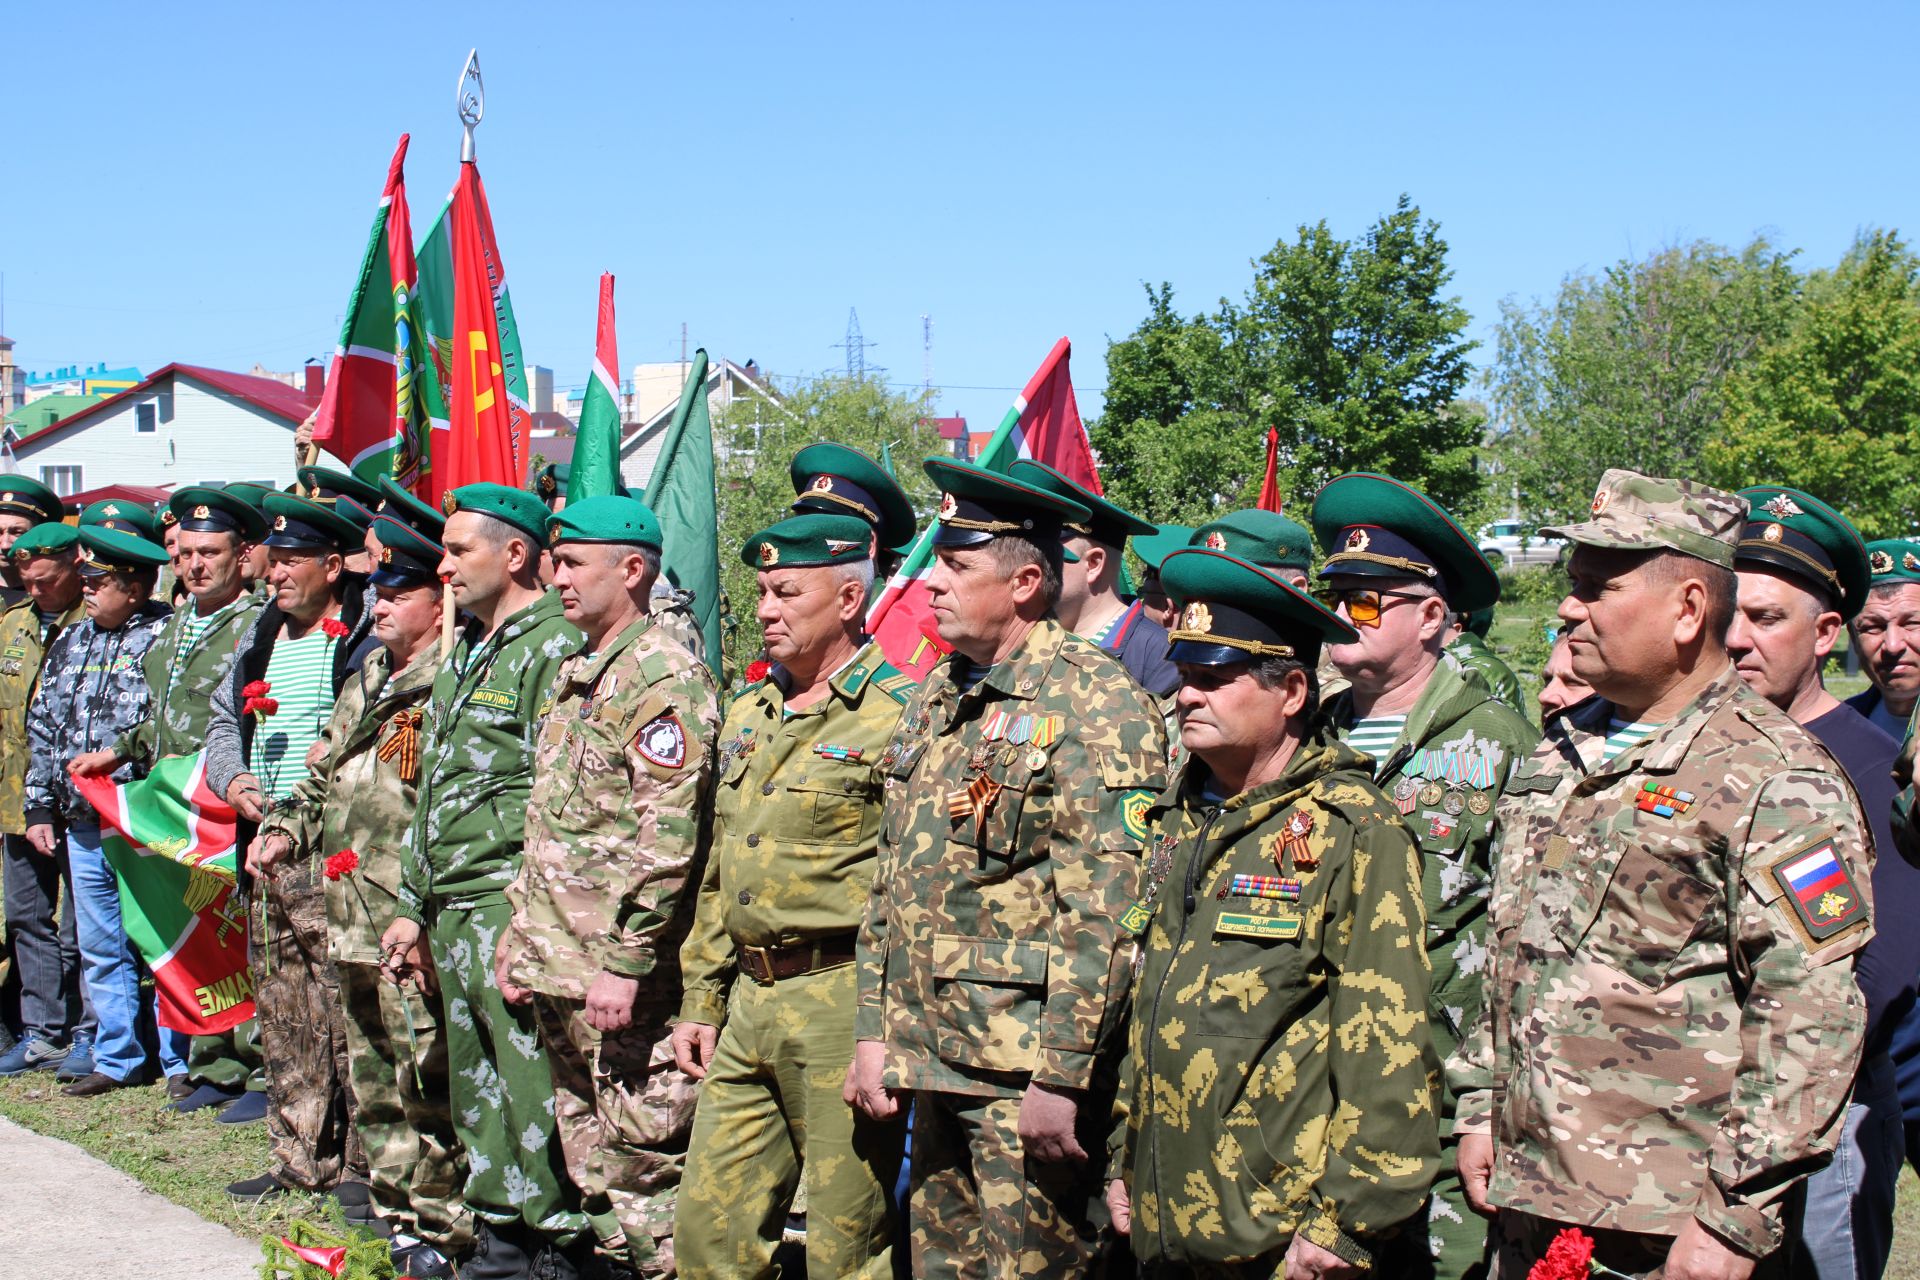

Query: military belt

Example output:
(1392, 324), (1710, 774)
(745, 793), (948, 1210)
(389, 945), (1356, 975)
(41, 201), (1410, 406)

(738, 934), (857, 985)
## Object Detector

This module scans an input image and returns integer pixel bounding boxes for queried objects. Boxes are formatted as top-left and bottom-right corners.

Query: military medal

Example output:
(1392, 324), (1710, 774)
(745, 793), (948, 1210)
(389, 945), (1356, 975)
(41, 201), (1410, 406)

(813, 744), (864, 763)
(1466, 790), (1493, 816)
(877, 741), (904, 771)
(1443, 789), (1466, 817)
(1221, 873), (1302, 903)
(1635, 781), (1695, 817)
(1121, 834), (1184, 938)
(1026, 748), (1048, 771)
(968, 743), (996, 774)
(1393, 776), (1419, 815)
(1277, 809), (1316, 870)
(1418, 781), (1444, 808)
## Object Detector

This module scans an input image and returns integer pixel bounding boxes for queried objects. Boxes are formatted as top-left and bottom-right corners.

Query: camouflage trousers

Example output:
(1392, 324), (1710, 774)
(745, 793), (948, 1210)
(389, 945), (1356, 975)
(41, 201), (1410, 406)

(910, 1088), (1109, 1280)
(426, 899), (586, 1240)
(532, 991), (698, 1279)
(1374, 1161), (1491, 1279)
(675, 963), (905, 1280)
(251, 861), (362, 1190)
(337, 961), (472, 1252)
(186, 1016), (264, 1091)
(1488, 1209), (1788, 1280)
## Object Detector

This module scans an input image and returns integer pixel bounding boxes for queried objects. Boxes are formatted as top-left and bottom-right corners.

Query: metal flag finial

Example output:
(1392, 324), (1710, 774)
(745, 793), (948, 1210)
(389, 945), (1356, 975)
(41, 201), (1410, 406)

(457, 49), (485, 161)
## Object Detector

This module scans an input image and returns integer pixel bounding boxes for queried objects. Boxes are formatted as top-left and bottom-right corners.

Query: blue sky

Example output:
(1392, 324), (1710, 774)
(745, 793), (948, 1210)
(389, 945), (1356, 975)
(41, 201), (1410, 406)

(5, 2), (1915, 434)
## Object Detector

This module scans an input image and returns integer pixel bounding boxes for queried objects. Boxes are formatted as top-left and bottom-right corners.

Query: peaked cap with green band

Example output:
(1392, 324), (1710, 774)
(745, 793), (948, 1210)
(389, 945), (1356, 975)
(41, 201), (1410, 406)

(1864, 538), (1920, 587)
(376, 477), (446, 541)
(0, 476), (65, 526)
(1311, 473), (1500, 613)
(1543, 467), (1747, 570)
(443, 482), (549, 544)
(790, 443), (917, 550)
(169, 486), (268, 542)
(1005, 459), (1155, 552)
(368, 515), (445, 589)
(297, 465), (383, 525)
(10, 522), (80, 562)
(80, 499), (160, 543)
(1131, 524), (1195, 572)
(262, 491), (364, 553)
(75, 524), (169, 575)
(922, 456), (1090, 548)
(545, 494), (663, 550)
(1734, 485), (1870, 620)
(1161, 548), (1358, 667)
(742, 512), (874, 570)
(223, 483), (277, 511)
(1190, 508), (1314, 571)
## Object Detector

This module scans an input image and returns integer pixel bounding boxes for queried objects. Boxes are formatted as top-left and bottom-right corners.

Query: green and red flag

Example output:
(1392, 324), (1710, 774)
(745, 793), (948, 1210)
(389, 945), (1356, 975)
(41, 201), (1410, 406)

(644, 349), (723, 671)
(311, 135), (434, 490)
(72, 754), (253, 1035)
(567, 273), (623, 502)
(867, 337), (1096, 679)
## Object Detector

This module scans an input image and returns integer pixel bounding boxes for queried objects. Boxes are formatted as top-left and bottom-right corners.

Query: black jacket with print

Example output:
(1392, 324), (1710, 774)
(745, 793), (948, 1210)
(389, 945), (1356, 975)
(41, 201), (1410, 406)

(25, 601), (172, 827)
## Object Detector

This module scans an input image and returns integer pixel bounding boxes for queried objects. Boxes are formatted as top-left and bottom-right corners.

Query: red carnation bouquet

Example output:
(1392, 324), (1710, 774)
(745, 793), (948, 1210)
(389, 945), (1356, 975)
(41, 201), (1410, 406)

(1527, 1228), (1628, 1279)
(323, 849), (360, 881)
(321, 617), (350, 639)
(241, 680), (278, 718)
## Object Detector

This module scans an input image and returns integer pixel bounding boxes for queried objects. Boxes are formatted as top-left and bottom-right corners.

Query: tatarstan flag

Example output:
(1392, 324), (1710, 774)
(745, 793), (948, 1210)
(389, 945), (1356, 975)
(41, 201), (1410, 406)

(311, 135), (434, 489)
(867, 337), (1094, 679)
(568, 273), (623, 501)
(72, 755), (253, 1035)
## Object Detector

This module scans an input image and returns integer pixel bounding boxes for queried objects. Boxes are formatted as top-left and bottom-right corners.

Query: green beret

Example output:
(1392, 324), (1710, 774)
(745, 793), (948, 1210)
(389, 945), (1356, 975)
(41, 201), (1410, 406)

(75, 525), (169, 576)
(1131, 525), (1195, 572)
(1190, 509), (1314, 571)
(790, 444), (917, 549)
(1161, 548), (1357, 667)
(376, 477), (446, 542)
(1735, 486), (1870, 620)
(1311, 473), (1500, 613)
(169, 486), (269, 542)
(444, 482), (549, 544)
(262, 492), (364, 553)
(1006, 459), (1155, 558)
(10, 523), (80, 562)
(545, 495), (662, 550)
(80, 499), (160, 543)
(741, 513), (874, 569)
(0, 477), (66, 526)
(369, 516), (446, 589)
(922, 457), (1090, 549)
(1865, 539), (1920, 587)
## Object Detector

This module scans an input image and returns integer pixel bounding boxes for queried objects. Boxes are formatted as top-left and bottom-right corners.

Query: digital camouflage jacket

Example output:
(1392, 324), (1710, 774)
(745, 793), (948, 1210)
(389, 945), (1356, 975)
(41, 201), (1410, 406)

(0, 597), (85, 833)
(855, 618), (1168, 1098)
(500, 612), (719, 997)
(1451, 663), (1872, 1256)
(1114, 737), (1440, 1271)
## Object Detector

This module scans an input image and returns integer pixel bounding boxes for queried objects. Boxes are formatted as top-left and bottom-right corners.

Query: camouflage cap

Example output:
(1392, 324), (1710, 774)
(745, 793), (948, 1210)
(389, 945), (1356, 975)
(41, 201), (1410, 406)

(1543, 469), (1748, 569)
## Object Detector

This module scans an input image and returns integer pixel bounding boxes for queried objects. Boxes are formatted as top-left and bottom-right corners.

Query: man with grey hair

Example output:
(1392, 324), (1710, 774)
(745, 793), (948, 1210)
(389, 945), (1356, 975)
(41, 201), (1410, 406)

(673, 510), (916, 1279)
(1845, 538), (1920, 740)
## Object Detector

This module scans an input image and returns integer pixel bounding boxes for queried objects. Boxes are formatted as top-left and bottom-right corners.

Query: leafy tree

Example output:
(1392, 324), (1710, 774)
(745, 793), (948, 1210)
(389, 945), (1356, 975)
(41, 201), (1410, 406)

(711, 374), (947, 671)
(1703, 230), (1920, 538)
(1484, 237), (1801, 523)
(1092, 195), (1483, 526)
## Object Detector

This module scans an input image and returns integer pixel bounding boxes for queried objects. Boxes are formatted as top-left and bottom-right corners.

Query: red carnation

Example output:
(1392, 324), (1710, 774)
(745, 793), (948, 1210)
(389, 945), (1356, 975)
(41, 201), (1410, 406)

(244, 696), (280, 718)
(745, 660), (771, 683)
(242, 680), (271, 700)
(1527, 1228), (1596, 1280)
(323, 850), (360, 881)
(321, 617), (349, 639)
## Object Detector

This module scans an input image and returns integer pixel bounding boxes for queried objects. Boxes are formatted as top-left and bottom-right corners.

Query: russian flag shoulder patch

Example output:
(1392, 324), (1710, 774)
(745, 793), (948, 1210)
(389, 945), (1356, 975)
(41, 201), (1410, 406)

(1769, 837), (1868, 952)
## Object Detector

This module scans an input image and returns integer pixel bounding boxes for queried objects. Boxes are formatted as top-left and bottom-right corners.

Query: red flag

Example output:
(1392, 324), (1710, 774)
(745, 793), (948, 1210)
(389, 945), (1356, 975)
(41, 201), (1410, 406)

(442, 161), (521, 494)
(1257, 426), (1282, 511)
(869, 338), (1098, 679)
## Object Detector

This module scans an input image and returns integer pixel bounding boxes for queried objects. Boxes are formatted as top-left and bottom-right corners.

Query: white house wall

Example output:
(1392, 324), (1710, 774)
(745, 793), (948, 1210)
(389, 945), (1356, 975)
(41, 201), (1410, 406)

(14, 376), (297, 493)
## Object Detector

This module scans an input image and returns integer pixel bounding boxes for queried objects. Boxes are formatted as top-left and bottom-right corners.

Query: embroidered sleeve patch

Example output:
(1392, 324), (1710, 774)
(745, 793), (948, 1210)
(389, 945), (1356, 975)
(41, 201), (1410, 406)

(1120, 789), (1154, 842)
(1771, 837), (1868, 949)
(634, 713), (688, 769)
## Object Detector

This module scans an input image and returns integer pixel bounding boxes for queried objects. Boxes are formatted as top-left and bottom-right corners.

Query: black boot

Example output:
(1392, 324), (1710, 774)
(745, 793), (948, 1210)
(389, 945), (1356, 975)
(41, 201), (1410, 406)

(462, 1222), (535, 1280)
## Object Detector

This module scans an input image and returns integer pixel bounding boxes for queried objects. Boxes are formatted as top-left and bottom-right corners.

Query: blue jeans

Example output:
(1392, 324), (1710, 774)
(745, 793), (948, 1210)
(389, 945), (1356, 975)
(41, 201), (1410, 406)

(1791, 1051), (1901, 1279)
(65, 823), (187, 1082)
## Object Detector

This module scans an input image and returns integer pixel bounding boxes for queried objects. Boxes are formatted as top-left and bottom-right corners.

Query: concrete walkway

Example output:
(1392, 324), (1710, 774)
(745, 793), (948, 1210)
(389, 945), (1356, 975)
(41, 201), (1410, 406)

(0, 1115), (262, 1280)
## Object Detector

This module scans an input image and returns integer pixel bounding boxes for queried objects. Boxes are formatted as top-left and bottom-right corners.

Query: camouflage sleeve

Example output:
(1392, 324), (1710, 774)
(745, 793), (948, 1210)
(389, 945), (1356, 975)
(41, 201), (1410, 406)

(855, 690), (929, 1043)
(602, 678), (719, 980)
(1892, 706), (1919, 868)
(257, 698), (343, 856)
(1297, 812), (1442, 1263)
(111, 718), (154, 768)
(1448, 1006), (1496, 1138)
(22, 631), (70, 823)
(1033, 704), (1166, 1091)
(1700, 768), (1871, 1256)
(675, 828), (733, 1025)
(396, 747), (434, 924)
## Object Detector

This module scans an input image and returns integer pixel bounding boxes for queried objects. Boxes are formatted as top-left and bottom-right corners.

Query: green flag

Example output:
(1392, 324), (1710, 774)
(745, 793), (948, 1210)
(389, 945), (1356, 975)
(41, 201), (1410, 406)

(644, 349), (722, 671)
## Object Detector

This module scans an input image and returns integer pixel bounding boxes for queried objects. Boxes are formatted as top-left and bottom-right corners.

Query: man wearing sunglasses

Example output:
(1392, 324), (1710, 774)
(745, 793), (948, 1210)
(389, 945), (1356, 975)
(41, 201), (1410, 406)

(1308, 473), (1538, 1280)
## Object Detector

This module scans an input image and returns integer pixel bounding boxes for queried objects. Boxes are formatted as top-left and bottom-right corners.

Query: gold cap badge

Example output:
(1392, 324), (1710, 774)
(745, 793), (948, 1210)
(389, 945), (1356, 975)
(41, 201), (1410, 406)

(1181, 601), (1213, 633)
(1763, 493), (1804, 520)
(758, 542), (779, 567)
(810, 474), (835, 494)
(1906, 553), (1920, 572)
(1344, 527), (1370, 552)
(1204, 530), (1227, 551)
(192, 504), (211, 520)
(936, 492), (958, 521)
(1591, 488), (1612, 516)
(1762, 522), (1784, 543)
(272, 515), (288, 532)
(442, 492), (460, 515)
(1871, 550), (1895, 575)
(548, 524), (562, 545)
(379, 546), (394, 565)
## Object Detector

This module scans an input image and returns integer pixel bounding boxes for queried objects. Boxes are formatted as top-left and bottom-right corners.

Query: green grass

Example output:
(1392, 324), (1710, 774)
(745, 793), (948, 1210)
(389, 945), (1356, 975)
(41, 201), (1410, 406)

(1896, 1165), (1920, 1280)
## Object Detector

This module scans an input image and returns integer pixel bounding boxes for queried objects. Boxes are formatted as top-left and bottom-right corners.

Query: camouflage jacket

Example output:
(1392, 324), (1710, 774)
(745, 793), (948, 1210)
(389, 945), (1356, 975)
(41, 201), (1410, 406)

(651, 588), (705, 666)
(1450, 663), (1871, 1256)
(855, 618), (1168, 1098)
(1444, 630), (1527, 717)
(1114, 738), (1440, 1270)
(0, 597), (85, 833)
(501, 612), (718, 999)
(1321, 658), (1538, 1097)
(259, 643), (440, 964)
(111, 589), (264, 768)
(678, 642), (914, 1027)
(1890, 703), (1919, 868)
(397, 592), (582, 920)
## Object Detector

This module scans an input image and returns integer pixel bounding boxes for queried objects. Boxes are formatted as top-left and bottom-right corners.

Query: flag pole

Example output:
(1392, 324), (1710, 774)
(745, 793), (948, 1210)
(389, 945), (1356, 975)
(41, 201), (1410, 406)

(444, 48), (485, 657)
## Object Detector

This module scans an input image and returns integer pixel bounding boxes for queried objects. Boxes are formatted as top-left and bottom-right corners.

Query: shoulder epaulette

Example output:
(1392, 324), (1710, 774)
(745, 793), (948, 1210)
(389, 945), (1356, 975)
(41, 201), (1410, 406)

(870, 665), (918, 705)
